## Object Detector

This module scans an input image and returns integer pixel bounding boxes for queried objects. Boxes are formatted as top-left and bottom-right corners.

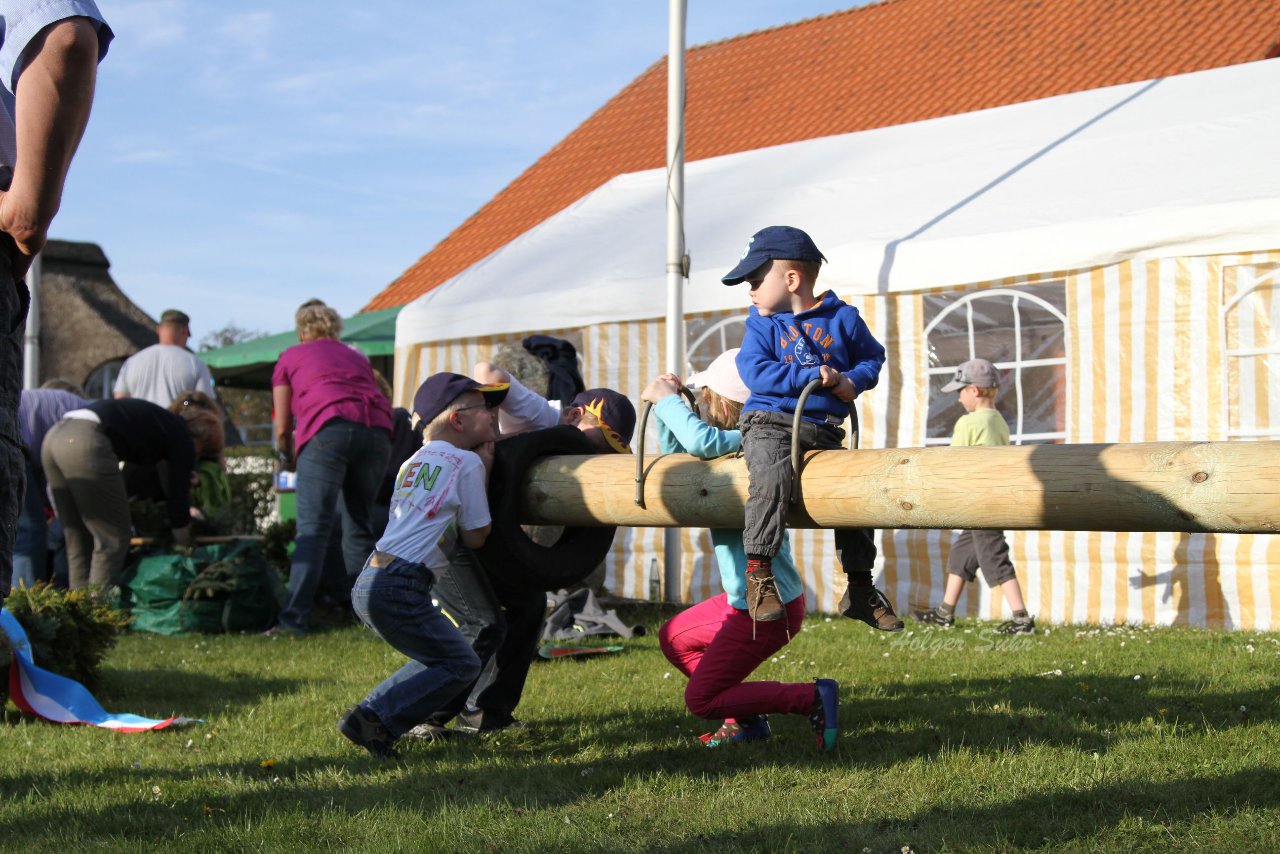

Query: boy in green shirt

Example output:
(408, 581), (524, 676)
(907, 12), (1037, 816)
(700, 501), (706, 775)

(912, 359), (1035, 635)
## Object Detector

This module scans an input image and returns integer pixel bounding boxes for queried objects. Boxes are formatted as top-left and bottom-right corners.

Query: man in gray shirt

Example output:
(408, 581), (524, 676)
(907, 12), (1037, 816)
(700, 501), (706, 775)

(0, 1), (112, 602)
(113, 308), (215, 407)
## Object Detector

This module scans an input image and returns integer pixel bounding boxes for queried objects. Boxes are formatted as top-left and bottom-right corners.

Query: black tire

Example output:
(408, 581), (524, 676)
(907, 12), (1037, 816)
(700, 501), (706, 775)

(475, 425), (618, 592)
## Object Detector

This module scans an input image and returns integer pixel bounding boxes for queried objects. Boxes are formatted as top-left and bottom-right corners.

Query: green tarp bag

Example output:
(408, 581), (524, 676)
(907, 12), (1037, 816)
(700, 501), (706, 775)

(119, 540), (284, 635)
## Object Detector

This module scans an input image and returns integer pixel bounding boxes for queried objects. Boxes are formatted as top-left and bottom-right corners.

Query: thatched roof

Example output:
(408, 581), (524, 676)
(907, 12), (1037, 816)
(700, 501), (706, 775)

(37, 239), (156, 387)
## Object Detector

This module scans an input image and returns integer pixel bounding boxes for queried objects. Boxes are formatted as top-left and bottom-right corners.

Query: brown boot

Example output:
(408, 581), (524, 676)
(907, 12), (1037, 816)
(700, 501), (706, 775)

(746, 567), (785, 622)
(840, 584), (904, 632)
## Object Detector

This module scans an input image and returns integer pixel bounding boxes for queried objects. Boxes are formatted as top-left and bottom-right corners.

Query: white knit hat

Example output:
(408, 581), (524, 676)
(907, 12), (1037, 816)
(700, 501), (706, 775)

(686, 349), (751, 405)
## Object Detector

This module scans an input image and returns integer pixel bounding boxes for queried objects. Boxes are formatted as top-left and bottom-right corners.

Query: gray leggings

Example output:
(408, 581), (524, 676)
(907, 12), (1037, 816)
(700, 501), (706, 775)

(740, 409), (876, 573)
(41, 418), (132, 589)
(946, 529), (1017, 587)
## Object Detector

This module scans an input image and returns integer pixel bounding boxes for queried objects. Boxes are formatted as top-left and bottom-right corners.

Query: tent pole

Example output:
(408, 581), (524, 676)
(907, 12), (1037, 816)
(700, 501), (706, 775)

(662, 0), (687, 604)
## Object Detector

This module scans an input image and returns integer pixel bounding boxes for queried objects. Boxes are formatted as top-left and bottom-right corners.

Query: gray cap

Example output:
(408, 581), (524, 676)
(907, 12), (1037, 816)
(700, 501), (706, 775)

(159, 309), (191, 326)
(942, 358), (999, 391)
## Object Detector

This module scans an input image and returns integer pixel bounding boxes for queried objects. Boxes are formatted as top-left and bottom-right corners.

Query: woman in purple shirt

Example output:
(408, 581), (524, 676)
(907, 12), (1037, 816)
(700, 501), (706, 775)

(272, 300), (392, 635)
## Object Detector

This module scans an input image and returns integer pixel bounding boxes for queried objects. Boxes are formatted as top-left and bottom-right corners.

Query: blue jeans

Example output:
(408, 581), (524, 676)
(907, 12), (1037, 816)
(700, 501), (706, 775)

(350, 554), (481, 737)
(11, 456), (45, 590)
(279, 419), (390, 632)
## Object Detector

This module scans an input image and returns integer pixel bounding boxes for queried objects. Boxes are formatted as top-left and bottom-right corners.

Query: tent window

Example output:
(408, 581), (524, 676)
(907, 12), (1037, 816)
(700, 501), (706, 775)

(686, 314), (746, 374)
(1222, 263), (1280, 440)
(923, 283), (1068, 445)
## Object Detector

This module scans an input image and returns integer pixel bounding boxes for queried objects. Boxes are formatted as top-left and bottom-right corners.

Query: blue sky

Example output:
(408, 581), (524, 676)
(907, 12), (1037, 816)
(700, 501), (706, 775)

(52, 1), (861, 345)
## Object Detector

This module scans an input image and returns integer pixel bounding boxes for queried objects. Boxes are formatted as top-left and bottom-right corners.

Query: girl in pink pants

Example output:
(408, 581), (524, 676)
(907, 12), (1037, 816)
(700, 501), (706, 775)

(642, 351), (838, 751)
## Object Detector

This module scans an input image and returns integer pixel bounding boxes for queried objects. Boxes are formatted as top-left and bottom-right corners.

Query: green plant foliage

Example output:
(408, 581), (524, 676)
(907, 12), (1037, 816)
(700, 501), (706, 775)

(1, 584), (131, 700)
(224, 448), (278, 535)
(127, 497), (171, 541)
(129, 451), (279, 540)
(260, 518), (297, 575)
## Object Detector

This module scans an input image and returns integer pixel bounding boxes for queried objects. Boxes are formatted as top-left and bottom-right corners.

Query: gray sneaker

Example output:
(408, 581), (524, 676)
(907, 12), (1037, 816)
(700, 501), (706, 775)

(997, 615), (1036, 635)
(910, 607), (954, 628)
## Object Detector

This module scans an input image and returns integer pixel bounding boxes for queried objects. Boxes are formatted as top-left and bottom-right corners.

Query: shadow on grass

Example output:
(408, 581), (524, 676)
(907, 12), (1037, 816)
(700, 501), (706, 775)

(844, 672), (1277, 758)
(96, 667), (305, 717)
(647, 766), (1280, 852)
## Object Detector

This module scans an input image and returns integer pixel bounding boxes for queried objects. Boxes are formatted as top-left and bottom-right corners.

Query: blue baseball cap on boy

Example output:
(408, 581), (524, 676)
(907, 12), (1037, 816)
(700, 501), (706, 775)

(721, 225), (827, 285)
(413, 372), (508, 426)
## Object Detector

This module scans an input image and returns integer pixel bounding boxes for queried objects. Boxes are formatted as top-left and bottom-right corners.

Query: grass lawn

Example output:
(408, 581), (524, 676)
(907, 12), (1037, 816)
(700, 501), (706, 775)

(2, 604), (1279, 852)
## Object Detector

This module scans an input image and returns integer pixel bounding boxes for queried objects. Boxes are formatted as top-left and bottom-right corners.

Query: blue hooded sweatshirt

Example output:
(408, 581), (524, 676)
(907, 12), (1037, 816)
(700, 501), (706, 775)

(736, 290), (885, 423)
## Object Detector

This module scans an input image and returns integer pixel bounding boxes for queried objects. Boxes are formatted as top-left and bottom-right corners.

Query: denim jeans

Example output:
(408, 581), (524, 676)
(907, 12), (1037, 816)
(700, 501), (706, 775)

(11, 456), (45, 590)
(279, 419), (390, 632)
(350, 554), (481, 737)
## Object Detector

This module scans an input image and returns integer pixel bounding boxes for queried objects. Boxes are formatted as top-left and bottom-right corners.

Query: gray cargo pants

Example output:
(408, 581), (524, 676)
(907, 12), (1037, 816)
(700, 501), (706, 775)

(740, 409), (876, 573)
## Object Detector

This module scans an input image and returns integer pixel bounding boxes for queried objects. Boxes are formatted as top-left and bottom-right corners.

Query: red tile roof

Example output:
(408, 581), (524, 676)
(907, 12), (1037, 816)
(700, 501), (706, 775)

(365, 0), (1280, 310)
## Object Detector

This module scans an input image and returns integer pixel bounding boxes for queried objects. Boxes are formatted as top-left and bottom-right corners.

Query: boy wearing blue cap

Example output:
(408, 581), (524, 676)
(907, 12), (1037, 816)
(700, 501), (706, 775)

(723, 225), (902, 631)
(338, 372), (507, 757)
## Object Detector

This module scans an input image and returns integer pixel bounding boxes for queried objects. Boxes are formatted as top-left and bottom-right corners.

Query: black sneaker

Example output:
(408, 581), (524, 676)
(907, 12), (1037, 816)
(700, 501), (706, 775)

(746, 568), (785, 622)
(996, 615), (1036, 635)
(910, 607), (955, 628)
(338, 706), (398, 758)
(455, 709), (529, 734)
(841, 584), (904, 632)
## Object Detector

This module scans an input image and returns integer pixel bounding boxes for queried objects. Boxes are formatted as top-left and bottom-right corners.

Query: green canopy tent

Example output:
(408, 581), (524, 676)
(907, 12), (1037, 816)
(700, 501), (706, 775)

(201, 306), (401, 390)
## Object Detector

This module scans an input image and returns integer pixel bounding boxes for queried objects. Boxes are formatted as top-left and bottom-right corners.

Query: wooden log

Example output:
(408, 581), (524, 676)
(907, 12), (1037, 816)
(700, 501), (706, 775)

(518, 441), (1280, 535)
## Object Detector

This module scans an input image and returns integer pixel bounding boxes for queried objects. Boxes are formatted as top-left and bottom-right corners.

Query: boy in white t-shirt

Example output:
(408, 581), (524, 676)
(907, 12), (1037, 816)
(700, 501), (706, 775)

(410, 361), (637, 737)
(338, 372), (507, 757)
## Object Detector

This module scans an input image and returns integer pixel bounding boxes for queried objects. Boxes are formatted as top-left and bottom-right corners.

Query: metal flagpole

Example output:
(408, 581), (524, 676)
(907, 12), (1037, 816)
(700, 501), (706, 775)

(662, 0), (687, 603)
(22, 252), (41, 389)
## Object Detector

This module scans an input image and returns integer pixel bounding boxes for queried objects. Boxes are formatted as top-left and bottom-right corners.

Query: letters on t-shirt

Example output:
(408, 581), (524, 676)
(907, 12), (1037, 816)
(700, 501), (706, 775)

(399, 461), (442, 492)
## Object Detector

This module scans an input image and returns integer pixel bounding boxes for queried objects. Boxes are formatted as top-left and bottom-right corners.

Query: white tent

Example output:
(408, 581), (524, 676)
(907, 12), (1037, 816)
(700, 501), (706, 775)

(397, 58), (1280, 347)
(391, 58), (1280, 630)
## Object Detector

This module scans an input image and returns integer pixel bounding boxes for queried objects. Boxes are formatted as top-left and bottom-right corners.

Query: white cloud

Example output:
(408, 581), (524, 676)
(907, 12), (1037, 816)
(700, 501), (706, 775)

(214, 11), (276, 64)
(113, 147), (178, 164)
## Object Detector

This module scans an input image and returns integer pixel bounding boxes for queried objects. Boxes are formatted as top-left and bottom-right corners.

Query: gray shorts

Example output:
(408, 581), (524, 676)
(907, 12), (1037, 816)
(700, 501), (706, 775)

(946, 529), (1017, 587)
